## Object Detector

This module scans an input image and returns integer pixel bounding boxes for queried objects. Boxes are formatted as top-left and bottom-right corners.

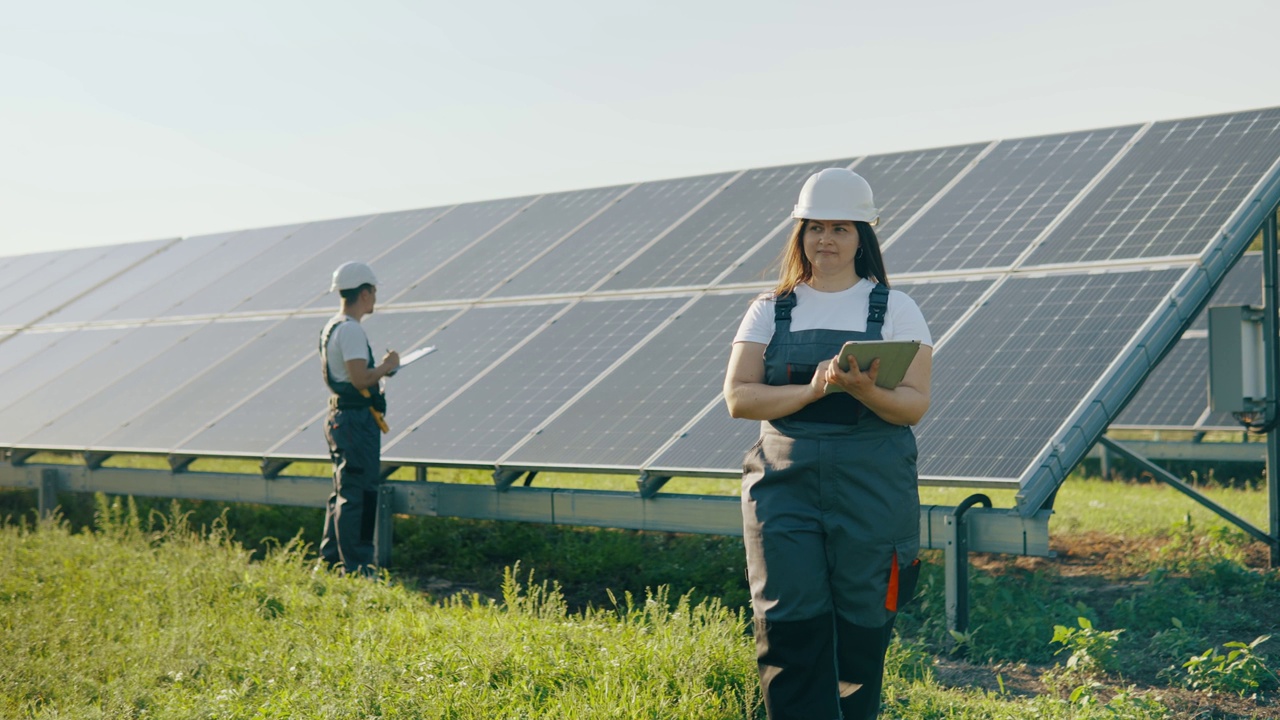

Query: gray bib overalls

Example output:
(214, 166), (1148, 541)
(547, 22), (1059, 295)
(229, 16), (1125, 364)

(319, 317), (384, 575)
(741, 285), (921, 720)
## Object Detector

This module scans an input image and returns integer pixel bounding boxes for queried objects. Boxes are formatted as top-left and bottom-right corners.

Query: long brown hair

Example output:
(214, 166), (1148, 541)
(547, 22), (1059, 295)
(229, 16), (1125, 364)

(772, 220), (891, 296)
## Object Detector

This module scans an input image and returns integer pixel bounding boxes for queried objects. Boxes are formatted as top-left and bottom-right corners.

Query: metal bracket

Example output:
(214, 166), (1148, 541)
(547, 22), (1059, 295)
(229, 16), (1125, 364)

(9, 449), (37, 467)
(636, 472), (671, 498)
(379, 463), (400, 481)
(84, 452), (113, 470)
(260, 459), (292, 479)
(168, 455), (196, 473)
(492, 468), (535, 491)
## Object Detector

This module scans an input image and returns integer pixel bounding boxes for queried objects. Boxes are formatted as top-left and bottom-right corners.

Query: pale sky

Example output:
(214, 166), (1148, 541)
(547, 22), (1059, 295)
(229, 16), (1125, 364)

(3, 0), (1278, 257)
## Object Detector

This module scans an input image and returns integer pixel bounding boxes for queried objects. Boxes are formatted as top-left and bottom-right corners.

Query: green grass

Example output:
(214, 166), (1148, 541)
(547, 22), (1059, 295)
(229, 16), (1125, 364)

(3, 460), (1279, 718)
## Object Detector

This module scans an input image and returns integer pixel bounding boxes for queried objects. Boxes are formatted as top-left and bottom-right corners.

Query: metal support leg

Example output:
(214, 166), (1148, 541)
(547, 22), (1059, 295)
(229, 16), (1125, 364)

(1264, 206), (1280, 567)
(373, 484), (395, 568)
(38, 468), (58, 520)
(1099, 442), (1111, 479)
(945, 494), (991, 644)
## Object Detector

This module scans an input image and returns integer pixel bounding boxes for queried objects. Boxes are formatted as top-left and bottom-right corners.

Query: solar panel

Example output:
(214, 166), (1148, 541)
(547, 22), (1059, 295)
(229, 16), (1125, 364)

(36, 233), (238, 326)
(231, 208), (448, 314)
(15, 320), (271, 450)
(99, 225), (301, 322)
(0, 239), (173, 328)
(598, 161), (853, 292)
(646, 278), (994, 475)
(885, 127), (1140, 273)
(393, 186), (630, 304)
(643, 402), (758, 476)
(722, 145), (992, 286)
(501, 292), (754, 470)
(492, 173), (735, 298)
(320, 196), (532, 310)
(0, 324), (192, 444)
(269, 302), (567, 460)
(159, 216), (373, 318)
(93, 318), (319, 453)
(0, 105), (1276, 522)
(1024, 108), (1280, 266)
(0, 328), (134, 434)
(176, 309), (455, 456)
(1112, 337), (1211, 429)
(385, 296), (689, 464)
(1111, 252), (1262, 430)
(916, 267), (1189, 482)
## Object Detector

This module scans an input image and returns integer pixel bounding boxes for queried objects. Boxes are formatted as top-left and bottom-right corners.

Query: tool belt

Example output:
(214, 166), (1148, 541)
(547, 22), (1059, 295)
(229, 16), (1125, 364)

(329, 390), (386, 413)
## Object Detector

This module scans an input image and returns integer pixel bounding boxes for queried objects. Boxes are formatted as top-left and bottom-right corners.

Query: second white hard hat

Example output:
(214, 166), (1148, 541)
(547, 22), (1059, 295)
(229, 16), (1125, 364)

(792, 168), (879, 224)
(331, 261), (378, 292)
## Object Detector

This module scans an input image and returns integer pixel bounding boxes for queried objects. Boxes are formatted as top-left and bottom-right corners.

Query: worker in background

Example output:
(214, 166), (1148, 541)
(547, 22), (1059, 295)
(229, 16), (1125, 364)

(318, 261), (399, 576)
(724, 169), (933, 719)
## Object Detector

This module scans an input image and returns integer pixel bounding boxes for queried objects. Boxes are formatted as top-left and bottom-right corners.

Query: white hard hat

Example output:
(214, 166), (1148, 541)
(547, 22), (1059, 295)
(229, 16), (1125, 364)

(792, 168), (879, 225)
(330, 261), (378, 292)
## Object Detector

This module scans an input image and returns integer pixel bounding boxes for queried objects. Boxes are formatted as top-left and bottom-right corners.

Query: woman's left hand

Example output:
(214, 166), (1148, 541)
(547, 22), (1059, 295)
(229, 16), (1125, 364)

(825, 352), (879, 400)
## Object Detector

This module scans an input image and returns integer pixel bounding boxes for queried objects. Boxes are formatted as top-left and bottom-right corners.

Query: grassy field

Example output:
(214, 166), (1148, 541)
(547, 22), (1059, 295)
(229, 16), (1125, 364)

(2, 468), (1279, 718)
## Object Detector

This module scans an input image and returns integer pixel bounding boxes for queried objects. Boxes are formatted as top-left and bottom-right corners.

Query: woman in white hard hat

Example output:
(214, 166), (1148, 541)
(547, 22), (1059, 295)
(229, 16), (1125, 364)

(724, 168), (933, 719)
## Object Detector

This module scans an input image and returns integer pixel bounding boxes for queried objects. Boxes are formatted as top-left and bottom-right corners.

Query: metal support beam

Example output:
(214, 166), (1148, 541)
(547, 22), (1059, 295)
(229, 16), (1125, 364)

(1100, 436), (1277, 550)
(38, 468), (58, 519)
(374, 484), (395, 568)
(168, 455), (196, 473)
(379, 463), (400, 481)
(10, 449), (37, 467)
(492, 468), (535, 491)
(636, 472), (671, 499)
(415, 467), (427, 482)
(945, 494), (991, 642)
(1264, 206), (1280, 567)
(260, 459), (292, 479)
(84, 452), (113, 470)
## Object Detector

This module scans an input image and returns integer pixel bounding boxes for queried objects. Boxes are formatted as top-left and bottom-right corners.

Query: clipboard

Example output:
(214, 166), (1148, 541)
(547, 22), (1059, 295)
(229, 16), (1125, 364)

(397, 345), (436, 369)
(823, 340), (920, 394)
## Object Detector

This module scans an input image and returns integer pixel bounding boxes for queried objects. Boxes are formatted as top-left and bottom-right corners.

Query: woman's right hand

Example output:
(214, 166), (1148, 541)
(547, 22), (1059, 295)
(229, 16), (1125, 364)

(807, 359), (832, 403)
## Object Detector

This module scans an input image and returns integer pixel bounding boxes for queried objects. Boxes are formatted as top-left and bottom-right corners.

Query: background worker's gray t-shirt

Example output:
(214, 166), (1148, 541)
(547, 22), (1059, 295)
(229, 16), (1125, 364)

(325, 314), (371, 383)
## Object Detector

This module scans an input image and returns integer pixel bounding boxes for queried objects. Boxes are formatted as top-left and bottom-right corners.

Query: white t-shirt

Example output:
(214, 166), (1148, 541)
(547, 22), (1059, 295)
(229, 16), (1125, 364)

(325, 315), (372, 383)
(733, 279), (933, 346)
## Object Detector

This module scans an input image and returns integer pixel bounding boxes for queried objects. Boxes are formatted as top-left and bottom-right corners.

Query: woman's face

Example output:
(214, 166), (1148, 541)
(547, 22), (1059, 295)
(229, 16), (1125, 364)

(802, 220), (859, 273)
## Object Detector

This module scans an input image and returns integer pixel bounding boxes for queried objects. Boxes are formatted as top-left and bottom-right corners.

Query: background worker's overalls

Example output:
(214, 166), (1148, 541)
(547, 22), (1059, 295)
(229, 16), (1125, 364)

(742, 285), (922, 720)
(319, 317), (385, 575)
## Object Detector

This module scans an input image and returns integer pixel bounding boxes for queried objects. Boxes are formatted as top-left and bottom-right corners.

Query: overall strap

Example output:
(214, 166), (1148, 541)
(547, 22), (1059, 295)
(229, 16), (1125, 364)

(866, 283), (889, 339)
(773, 291), (795, 335)
(320, 317), (377, 405)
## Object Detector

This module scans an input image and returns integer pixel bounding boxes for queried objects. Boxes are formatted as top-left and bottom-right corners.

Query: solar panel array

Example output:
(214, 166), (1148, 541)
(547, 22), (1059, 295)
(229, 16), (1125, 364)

(3, 106), (1280, 514)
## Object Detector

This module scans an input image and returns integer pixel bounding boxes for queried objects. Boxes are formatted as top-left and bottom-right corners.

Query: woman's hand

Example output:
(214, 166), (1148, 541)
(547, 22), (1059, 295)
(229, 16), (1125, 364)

(808, 359), (834, 402)
(825, 353), (879, 400)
